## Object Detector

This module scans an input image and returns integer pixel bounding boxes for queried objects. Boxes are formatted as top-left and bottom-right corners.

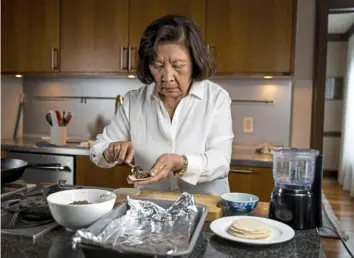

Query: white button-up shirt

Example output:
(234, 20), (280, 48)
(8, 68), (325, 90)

(90, 80), (234, 195)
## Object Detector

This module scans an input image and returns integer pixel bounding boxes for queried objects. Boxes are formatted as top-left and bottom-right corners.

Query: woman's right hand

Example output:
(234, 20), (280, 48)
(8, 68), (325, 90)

(103, 141), (136, 165)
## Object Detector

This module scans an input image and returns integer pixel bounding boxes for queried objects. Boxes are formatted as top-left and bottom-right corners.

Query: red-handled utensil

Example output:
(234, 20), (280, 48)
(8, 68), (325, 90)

(55, 110), (62, 126)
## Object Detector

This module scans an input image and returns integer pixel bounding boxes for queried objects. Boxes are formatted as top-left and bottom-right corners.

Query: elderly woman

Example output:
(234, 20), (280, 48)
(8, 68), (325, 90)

(90, 15), (234, 195)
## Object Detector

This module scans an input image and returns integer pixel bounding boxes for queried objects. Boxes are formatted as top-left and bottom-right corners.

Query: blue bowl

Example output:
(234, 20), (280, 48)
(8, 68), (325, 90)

(221, 193), (259, 214)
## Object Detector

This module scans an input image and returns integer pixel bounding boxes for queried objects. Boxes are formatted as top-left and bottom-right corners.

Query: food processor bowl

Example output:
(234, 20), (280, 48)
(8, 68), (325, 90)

(271, 148), (320, 189)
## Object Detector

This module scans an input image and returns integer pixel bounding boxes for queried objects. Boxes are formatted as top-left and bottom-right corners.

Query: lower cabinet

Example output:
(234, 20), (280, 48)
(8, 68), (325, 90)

(228, 165), (274, 202)
(75, 156), (133, 189)
(75, 156), (274, 199)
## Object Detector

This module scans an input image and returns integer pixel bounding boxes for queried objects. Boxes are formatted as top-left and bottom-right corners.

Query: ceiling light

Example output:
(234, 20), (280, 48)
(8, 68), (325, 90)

(263, 76), (273, 79)
(128, 75), (135, 79)
(15, 74), (22, 78)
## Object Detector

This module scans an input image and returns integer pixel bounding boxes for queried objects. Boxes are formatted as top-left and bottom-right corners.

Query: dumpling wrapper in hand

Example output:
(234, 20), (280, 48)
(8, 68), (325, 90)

(128, 170), (152, 182)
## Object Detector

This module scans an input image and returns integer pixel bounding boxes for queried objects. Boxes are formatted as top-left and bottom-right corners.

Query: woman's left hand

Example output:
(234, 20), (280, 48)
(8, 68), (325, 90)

(129, 154), (184, 186)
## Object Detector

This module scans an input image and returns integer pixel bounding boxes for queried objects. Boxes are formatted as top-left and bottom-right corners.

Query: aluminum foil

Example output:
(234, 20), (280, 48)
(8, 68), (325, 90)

(72, 192), (199, 255)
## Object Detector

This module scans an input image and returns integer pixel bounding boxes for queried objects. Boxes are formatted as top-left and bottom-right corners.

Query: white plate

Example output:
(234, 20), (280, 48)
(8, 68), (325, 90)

(210, 216), (295, 245)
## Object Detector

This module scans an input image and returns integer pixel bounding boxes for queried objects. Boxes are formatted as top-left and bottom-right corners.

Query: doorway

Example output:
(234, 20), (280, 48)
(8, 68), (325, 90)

(311, 0), (354, 180)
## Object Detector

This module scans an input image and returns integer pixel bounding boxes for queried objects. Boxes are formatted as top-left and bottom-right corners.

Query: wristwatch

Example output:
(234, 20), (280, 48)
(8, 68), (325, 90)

(175, 155), (188, 177)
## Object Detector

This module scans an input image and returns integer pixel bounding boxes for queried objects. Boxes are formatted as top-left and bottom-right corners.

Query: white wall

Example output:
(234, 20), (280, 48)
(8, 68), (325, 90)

(322, 40), (348, 171)
(324, 41), (347, 132)
(326, 41), (348, 77)
(290, 0), (316, 148)
(1, 75), (24, 139)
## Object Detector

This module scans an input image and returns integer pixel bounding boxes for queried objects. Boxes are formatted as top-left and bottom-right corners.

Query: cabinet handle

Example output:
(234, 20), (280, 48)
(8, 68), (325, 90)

(120, 46), (128, 71)
(51, 48), (59, 71)
(230, 169), (253, 174)
(128, 46), (137, 71)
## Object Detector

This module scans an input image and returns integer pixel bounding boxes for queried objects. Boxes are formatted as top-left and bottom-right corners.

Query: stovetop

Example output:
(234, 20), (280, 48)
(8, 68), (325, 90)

(1, 182), (37, 199)
(1, 180), (84, 243)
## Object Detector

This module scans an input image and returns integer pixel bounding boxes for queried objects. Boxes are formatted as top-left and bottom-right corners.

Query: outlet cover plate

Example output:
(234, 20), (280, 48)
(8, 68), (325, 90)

(243, 117), (254, 133)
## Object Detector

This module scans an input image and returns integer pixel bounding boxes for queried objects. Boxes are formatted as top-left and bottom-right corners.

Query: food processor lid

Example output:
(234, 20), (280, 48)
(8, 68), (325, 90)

(271, 147), (320, 157)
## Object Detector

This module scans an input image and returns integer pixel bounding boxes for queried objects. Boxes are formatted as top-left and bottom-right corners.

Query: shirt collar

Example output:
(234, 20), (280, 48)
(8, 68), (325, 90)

(150, 80), (204, 100)
(188, 80), (204, 99)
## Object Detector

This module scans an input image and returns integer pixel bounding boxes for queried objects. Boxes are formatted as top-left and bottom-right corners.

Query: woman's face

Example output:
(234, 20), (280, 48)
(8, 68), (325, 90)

(149, 43), (192, 99)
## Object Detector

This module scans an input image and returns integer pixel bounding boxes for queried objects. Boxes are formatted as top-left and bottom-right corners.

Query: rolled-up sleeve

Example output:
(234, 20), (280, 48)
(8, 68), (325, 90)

(180, 94), (234, 185)
(90, 93), (131, 168)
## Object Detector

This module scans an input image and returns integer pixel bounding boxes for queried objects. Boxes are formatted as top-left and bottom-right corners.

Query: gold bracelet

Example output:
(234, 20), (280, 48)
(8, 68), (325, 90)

(175, 155), (188, 177)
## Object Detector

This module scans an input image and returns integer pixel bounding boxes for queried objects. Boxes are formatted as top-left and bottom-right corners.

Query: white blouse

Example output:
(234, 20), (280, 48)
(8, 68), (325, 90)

(90, 80), (234, 195)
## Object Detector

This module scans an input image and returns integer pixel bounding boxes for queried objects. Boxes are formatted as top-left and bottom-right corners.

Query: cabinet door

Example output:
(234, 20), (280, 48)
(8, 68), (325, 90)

(228, 165), (274, 202)
(76, 156), (133, 189)
(1, 0), (59, 73)
(128, 0), (206, 71)
(206, 0), (295, 74)
(60, 0), (129, 73)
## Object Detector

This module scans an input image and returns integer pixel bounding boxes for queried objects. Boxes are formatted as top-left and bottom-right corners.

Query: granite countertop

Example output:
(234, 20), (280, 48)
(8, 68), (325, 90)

(1, 137), (91, 156)
(231, 145), (273, 167)
(1, 183), (324, 258)
(1, 137), (273, 168)
(1, 226), (325, 258)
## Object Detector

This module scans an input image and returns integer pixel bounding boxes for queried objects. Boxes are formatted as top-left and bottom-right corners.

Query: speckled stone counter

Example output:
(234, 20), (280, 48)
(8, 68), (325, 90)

(1, 226), (325, 258)
(231, 146), (272, 168)
(1, 137), (90, 156)
(2, 137), (273, 167)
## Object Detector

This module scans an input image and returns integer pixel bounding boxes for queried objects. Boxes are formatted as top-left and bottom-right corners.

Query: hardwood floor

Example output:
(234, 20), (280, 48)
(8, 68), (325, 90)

(321, 179), (354, 258)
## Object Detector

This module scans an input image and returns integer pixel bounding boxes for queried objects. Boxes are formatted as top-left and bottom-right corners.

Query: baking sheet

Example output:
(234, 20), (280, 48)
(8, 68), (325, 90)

(72, 194), (208, 257)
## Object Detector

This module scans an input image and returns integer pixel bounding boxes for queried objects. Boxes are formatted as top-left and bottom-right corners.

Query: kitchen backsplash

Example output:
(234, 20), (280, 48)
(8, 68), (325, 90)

(1, 76), (24, 139)
(17, 76), (292, 146)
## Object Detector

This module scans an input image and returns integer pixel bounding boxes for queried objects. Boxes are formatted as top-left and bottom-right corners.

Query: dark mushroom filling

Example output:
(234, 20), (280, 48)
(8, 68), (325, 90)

(70, 200), (90, 205)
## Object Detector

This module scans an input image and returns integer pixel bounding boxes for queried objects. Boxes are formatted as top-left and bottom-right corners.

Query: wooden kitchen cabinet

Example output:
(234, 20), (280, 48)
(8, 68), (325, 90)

(60, 0), (129, 73)
(128, 0), (206, 71)
(206, 0), (295, 74)
(60, 0), (205, 73)
(1, 0), (60, 73)
(1, 0), (296, 75)
(75, 156), (133, 189)
(228, 165), (274, 202)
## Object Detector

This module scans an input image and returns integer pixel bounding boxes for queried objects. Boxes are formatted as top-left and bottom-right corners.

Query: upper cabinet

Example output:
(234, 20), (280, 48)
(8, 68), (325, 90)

(60, 0), (129, 73)
(1, 0), (296, 75)
(1, 0), (59, 73)
(206, 0), (295, 74)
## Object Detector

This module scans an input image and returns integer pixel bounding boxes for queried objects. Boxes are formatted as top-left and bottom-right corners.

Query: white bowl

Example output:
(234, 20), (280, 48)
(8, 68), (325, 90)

(47, 189), (116, 231)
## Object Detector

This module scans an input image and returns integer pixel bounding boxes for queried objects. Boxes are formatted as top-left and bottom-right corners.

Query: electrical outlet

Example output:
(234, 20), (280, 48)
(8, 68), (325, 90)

(243, 117), (254, 133)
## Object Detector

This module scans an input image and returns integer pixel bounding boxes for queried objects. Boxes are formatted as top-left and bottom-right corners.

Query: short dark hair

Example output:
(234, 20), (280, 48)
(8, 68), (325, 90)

(136, 14), (216, 85)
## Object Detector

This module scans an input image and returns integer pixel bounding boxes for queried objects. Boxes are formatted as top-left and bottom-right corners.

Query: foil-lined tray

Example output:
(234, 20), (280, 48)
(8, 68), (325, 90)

(72, 193), (208, 257)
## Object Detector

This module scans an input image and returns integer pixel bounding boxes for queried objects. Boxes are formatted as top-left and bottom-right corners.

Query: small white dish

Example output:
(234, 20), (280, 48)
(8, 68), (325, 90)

(210, 216), (295, 245)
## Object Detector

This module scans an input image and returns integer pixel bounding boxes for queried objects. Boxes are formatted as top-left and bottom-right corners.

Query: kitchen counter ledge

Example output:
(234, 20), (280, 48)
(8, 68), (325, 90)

(1, 226), (325, 258)
(1, 137), (273, 167)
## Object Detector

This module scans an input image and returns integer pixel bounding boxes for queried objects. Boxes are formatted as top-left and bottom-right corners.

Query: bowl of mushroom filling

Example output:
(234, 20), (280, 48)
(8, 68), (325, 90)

(47, 189), (116, 231)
